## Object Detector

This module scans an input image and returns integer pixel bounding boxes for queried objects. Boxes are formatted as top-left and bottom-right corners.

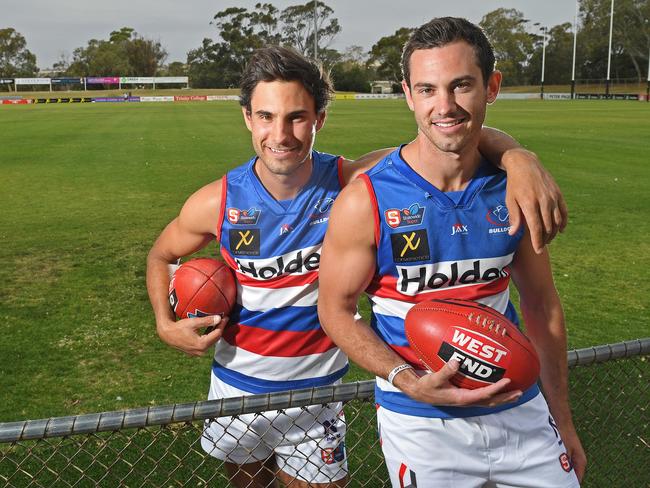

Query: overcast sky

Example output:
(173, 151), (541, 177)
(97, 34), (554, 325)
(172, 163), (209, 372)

(4, 0), (580, 68)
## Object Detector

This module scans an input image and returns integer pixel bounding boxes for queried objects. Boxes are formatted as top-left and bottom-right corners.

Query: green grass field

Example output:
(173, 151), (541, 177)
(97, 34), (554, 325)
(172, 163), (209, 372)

(0, 99), (648, 423)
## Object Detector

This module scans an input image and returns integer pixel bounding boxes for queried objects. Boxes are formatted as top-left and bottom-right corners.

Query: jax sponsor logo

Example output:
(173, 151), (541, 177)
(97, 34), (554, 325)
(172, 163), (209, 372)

(437, 327), (510, 384)
(384, 203), (425, 229)
(309, 197), (334, 226)
(486, 204), (511, 234)
(395, 255), (513, 295)
(235, 244), (321, 279)
(279, 223), (293, 236)
(227, 207), (261, 225)
(451, 222), (469, 236)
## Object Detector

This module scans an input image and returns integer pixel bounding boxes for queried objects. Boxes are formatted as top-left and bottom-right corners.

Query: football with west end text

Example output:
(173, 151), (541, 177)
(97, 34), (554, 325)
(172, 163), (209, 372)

(168, 258), (236, 320)
(405, 298), (540, 392)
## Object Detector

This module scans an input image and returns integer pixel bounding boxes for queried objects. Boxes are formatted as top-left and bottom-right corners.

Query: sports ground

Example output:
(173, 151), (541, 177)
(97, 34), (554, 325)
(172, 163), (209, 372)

(0, 98), (648, 423)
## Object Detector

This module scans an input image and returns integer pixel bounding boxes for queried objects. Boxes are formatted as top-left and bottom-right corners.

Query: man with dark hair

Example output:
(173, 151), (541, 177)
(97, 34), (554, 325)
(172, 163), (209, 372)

(148, 44), (570, 487)
(319, 18), (586, 487)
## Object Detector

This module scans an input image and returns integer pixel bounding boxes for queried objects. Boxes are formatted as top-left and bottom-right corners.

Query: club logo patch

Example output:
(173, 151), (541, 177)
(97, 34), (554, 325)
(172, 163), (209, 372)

(559, 453), (573, 473)
(385, 203), (425, 228)
(320, 442), (345, 464)
(390, 230), (430, 263)
(486, 204), (511, 234)
(309, 197), (335, 226)
(229, 229), (260, 256)
(227, 207), (261, 225)
(437, 326), (510, 383)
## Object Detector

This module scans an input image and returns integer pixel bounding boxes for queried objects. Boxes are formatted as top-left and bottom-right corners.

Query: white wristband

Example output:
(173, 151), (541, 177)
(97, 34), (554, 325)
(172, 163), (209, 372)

(387, 364), (414, 386)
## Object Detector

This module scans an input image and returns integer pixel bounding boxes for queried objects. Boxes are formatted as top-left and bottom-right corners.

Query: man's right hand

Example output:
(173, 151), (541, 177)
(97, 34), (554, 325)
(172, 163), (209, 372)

(398, 360), (523, 408)
(156, 314), (228, 357)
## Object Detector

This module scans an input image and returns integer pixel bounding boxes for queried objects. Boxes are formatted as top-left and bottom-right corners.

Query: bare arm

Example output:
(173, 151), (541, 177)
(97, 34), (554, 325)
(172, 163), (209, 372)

(318, 179), (521, 407)
(479, 127), (568, 253)
(146, 180), (227, 356)
(511, 230), (587, 482)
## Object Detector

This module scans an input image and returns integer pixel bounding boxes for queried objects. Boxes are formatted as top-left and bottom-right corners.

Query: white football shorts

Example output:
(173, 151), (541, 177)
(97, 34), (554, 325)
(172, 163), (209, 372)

(377, 393), (580, 488)
(201, 374), (347, 484)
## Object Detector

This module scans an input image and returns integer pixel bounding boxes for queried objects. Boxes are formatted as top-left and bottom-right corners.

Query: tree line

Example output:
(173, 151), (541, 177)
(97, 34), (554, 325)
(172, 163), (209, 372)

(1, 0), (648, 91)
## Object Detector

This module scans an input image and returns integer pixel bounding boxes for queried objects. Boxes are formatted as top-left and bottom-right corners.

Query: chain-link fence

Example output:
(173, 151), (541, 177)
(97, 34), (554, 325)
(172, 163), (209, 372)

(1, 339), (648, 488)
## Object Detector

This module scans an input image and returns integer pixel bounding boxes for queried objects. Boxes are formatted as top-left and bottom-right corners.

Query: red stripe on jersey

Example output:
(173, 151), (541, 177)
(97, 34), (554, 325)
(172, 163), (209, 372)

(216, 176), (228, 242)
(359, 174), (381, 247)
(222, 323), (337, 357)
(221, 248), (319, 288)
(236, 270), (319, 288)
(367, 273), (511, 303)
(337, 156), (346, 189)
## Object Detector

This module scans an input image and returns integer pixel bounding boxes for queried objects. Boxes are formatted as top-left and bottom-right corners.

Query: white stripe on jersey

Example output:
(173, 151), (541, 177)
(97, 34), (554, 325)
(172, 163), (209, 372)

(370, 288), (511, 318)
(238, 280), (319, 311)
(214, 339), (348, 381)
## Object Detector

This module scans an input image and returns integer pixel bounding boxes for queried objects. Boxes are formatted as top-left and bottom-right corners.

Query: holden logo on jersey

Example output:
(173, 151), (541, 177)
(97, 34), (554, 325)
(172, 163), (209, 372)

(227, 207), (261, 225)
(229, 229), (260, 256)
(322, 418), (343, 442)
(395, 254), (513, 295)
(437, 327), (510, 383)
(385, 203), (425, 229)
(235, 244), (321, 279)
(390, 230), (430, 263)
(451, 222), (469, 236)
(398, 463), (417, 488)
(486, 204), (511, 234)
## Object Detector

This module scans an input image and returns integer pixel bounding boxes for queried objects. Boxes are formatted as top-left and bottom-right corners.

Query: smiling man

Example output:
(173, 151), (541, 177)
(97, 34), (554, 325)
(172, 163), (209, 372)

(147, 46), (571, 487)
(318, 18), (586, 487)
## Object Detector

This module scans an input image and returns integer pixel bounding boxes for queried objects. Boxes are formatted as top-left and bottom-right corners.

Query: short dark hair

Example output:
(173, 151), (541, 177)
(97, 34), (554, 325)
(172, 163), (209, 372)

(239, 46), (334, 114)
(401, 17), (495, 87)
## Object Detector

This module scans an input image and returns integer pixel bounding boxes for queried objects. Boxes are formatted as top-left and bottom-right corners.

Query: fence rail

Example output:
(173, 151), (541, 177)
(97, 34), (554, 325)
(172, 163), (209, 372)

(1, 338), (648, 487)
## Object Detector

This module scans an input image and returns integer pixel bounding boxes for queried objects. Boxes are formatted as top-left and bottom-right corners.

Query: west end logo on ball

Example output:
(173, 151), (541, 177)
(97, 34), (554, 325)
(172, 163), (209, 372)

(437, 326), (510, 383)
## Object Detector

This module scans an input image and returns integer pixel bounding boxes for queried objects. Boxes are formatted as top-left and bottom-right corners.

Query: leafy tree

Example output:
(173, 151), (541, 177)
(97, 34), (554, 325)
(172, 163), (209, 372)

(330, 60), (372, 92)
(0, 28), (38, 77)
(480, 8), (534, 86)
(66, 27), (166, 77)
(161, 61), (187, 77)
(367, 27), (413, 87)
(280, 1), (341, 58)
(577, 0), (649, 82)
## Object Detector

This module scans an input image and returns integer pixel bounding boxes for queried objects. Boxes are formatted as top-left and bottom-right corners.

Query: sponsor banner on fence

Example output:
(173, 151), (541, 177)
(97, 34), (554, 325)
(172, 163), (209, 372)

(120, 77), (154, 84)
(0, 78), (14, 85)
(354, 93), (404, 99)
(92, 97), (141, 103)
(576, 93), (640, 100)
(1, 99), (31, 105)
(34, 97), (93, 104)
(86, 77), (119, 84)
(335, 93), (356, 100)
(206, 95), (239, 101)
(155, 76), (189, 84)
(15, 78), (51, 85)
(497, 93), (540, 100)
(51, 77), (83, 84)
(544, 93), (572, 100)
(140, 96), (174, 102)
(174, 95), (207, 102)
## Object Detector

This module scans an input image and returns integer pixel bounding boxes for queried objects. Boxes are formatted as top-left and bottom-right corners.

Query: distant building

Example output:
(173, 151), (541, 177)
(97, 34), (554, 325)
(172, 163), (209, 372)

(370, 80), (394, 94)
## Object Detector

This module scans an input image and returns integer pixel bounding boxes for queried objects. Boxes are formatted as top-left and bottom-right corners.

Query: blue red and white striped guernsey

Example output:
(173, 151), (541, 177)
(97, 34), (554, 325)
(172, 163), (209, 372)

(361, 147), (540, 418)
(214, 151), (348, 393)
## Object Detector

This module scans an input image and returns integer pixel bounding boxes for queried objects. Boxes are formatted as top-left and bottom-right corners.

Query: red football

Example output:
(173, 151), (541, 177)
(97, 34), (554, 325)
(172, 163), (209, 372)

(405, 298), (540, 392)
(168, 258), (237, 319)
